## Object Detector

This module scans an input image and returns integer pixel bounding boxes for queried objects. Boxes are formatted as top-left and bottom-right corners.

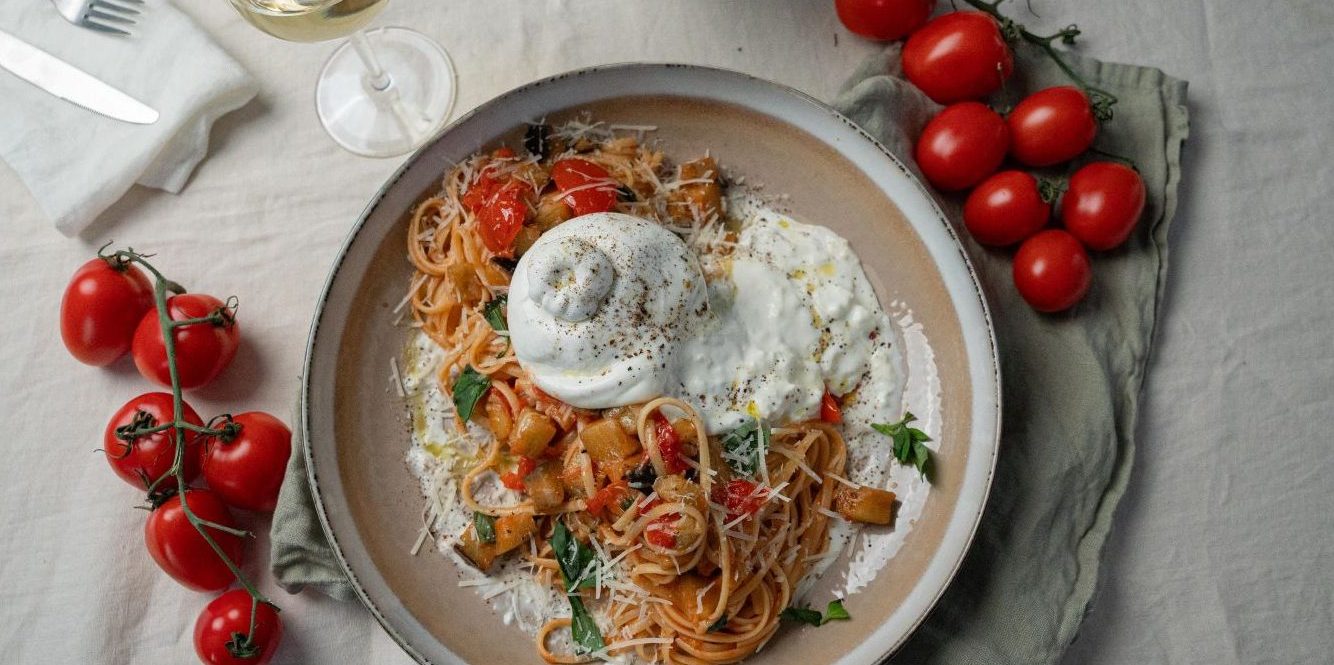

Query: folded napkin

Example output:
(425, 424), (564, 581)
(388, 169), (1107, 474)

(0, 0), (257, 236)
(271, 44), (1188, 664)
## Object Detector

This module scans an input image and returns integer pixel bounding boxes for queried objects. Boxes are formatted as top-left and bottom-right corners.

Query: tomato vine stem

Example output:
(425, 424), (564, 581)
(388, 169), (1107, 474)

(103, 247), (275, 657)
(959, 0), (1118, 120)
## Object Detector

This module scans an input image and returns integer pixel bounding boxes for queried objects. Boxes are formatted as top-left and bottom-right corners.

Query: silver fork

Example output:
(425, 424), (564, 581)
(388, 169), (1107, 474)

(49, 0), (143, 36)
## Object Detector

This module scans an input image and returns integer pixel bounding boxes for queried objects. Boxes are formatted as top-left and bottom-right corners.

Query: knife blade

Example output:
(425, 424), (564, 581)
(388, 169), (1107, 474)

(0, 29), (158, 125)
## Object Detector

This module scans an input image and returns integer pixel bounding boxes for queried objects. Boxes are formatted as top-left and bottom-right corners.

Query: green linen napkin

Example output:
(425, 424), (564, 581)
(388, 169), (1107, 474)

(272, 44), (1189, 664)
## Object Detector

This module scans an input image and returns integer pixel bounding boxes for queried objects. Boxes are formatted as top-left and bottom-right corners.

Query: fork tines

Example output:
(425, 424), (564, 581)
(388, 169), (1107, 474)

(84, 0), (141, 36)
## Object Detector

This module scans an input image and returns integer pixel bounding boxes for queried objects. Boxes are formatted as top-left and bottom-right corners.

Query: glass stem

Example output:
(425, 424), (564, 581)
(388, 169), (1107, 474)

(350, 29), (391, 92)
(347, 29), (422, 147)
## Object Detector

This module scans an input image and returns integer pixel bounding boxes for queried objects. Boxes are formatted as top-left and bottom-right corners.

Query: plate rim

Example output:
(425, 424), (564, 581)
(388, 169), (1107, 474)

(301, 62), (1002, 665)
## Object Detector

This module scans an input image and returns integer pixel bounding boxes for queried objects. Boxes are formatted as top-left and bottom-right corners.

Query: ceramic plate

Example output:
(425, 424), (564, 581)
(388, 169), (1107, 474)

(302, 64), (1000, 665)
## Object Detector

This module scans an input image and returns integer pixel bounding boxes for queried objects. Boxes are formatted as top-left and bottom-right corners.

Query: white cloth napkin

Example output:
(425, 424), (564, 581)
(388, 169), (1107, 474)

(0, 0), (256, 236)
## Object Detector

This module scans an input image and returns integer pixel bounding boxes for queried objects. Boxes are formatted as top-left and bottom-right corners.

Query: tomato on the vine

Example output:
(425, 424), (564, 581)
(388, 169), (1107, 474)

(1061, 161), (1146, 251)
(963, 171), (1052, 247)
(835, 0), (935, 41)
(131, 293), (240, 390)
(201, 412), (292, 512)
(104, 392), (203, 490)
(1013, 229), (1092, 312)
(551, 158), (618, 217)
(194, 589), (283, 665)
(145, 489), (245, 591)
(60, 257), (155, 366)
(902, 11), (1013, 103)
(915, 102), (1010, 191)
(1007, 86), (1099, 166)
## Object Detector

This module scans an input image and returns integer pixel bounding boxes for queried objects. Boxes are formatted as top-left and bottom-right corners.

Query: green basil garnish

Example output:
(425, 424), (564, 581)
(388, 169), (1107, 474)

(473, 512), (496, 544)
(451, 366), (490, 422)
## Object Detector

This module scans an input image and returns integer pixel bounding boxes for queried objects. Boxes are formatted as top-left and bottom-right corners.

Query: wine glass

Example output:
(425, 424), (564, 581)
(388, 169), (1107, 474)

(228, 0), (457, 158)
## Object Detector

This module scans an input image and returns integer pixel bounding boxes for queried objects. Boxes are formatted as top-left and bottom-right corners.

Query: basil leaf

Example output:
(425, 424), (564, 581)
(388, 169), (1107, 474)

(721, 417), (767, 477)
(780, 606), (823, 626)
(568, 594), (605, 655)
(873, 413), (932, 480)
(482, 295), (508, 333)
(473, 512), (496, 544)
(823, 599), (850, 623)
(451, 366), (490, 422)
(707, 615), (728, 632)
(552, 521), (605, 654)
(551, 521), (597, 591)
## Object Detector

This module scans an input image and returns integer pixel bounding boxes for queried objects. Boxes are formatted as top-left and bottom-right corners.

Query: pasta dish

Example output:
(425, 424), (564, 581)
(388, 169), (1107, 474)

(398, 119), (927, 664)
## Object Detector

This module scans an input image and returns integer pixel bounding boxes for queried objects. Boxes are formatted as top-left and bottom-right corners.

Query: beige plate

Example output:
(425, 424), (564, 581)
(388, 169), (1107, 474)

(303, 64), (1001, 665)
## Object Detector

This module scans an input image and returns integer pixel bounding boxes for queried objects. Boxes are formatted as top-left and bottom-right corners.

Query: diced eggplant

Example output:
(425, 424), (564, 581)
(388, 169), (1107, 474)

(526, 462), (566, 512)
(509, 408), (558, 458)
(580, 418), (642, 463)
(455, 526), (498, 571)
(833, 486), (897, 526)
(494, 513), (537, 554)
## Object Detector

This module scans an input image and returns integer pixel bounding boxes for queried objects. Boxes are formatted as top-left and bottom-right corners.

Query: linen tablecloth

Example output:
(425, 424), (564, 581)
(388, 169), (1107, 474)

(1, 2), (1330, 664)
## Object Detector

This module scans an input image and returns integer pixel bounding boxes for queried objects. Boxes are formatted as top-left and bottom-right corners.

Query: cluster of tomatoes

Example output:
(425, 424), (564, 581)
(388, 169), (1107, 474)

(60, 253), (289, 665)
(837, 0), (1148, 312)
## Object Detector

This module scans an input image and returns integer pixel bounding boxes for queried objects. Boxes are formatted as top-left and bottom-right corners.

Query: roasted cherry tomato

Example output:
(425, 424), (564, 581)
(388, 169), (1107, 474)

(1007, 86), (1099, 166)
(145, 489), (245, 592)
(477, 184), (529, 254)
(820, 391), (843, 424)
(201, 412), (292, 512)
(461, 147), (518, 213)
(132, 293), (239, 390)
(963, 171), (1053, 247)
(835, 0), (935, 41)
(714, 478), (767, 521)
(586, 480), (630, 517)
(551, 159), (618, 217)
(1013, 229), (1092, 312)
(645, 514), (678, 549)
(915, 102), (1009, 191)
(1061, 161), (1147, 251)
(501, 455), (537, 490)
(60, 257), (155, 366)
(104, 392), (203, 491)
(902, 11), (1013, 103)
(652, 413), (687, 474)
(194, 589), (283, 665)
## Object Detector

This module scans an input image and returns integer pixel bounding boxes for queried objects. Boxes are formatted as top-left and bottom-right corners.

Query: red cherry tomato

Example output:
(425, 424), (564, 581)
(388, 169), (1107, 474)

(652, 412), (687, 474)
(713, 478), (767, 521)
(104, 392), (203, 491)
(820, 391), (843, 424)
(902, 11), (1013, 103)
(835, 0), (935, 41)
(585, 480), (629, 517)
(60, 257), (155, 366)
(645, 514), (678, 549)
(1061, 161), (1147, 251)
(145, 489), (245, 591)
(1007, 86), (1099, 166)
(201, 412), (292, 512)
(194, 589), (283, 665)
(500, 455), (537, 490)
(132, 293), (239, 390)
(551, 159), (618, 217)
(477, 184), (529, 254)
(1013, 230), (1092, 312)
(915, 102), (1009, 191)
(963, 171), (1053, 246)
(462, 147), (519, 214)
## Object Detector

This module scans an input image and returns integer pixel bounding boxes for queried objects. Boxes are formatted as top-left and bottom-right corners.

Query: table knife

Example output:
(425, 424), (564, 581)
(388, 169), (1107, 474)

(0, 29), (157, 124)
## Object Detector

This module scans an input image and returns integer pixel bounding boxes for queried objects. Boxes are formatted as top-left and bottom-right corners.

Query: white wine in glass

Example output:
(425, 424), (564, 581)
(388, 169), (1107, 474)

(228, 0), (456, 157)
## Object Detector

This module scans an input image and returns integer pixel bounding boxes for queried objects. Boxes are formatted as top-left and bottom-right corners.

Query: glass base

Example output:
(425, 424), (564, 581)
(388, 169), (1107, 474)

(315, 27), (457, 158)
